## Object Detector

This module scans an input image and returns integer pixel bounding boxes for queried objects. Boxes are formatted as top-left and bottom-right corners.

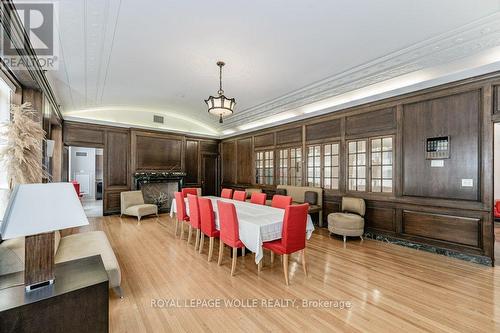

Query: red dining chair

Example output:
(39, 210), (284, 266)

(187, 194), (201, 251)
(232, 190), (246, 202)
(262, 203), (309, 285)
(198, 197), (220, 261)
(182, 188), (198, 197)
(71, 180), (83, 199)
(271, 195), (292, 209)
(217, 201), (245, 276)
(174, 192), (189, 238)
(221, 188), (233, 199)
(250, 192), (267, 205)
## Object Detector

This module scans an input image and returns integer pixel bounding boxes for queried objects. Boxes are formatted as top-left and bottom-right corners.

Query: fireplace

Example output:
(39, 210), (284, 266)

(133, 171), (186, 211)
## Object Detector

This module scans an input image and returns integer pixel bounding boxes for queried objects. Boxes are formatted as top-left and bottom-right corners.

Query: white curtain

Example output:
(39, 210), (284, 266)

(0, 77), (11, 189)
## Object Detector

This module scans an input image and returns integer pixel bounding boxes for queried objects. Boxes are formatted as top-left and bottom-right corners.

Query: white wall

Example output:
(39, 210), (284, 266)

(69, 147), (96, 199)
(495, 123), (500, 200)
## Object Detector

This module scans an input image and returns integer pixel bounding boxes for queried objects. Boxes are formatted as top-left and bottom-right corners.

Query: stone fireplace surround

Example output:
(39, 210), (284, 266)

(133, 171), (186, 211)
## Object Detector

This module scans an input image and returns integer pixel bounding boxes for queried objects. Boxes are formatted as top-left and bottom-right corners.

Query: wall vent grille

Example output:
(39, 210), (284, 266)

(153, 115), (164, 124)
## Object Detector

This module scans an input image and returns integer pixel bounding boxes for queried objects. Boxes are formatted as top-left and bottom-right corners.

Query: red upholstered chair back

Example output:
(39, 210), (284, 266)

(182, 188), (198, 198)
(71, 181), (81, 197)
(217, 201), (241, 247)
(174, 192), (188, 222)
(187, 194), (201, 228)
(233, 190), (246, 202)
(221, 188), (233, 199)
(199, 197), (217, 236)
(496, 200), (500, 212)
(271, 195), (292, 209)
(281, 203), (309, 254)
(250, 192), (267, 205)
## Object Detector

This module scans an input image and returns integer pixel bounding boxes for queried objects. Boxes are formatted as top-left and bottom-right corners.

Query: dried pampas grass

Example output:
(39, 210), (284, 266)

(0, 102), (48, 187)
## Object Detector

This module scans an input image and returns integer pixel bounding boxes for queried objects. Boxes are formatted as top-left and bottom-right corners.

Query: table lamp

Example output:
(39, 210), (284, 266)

(0, 183), (89, 291)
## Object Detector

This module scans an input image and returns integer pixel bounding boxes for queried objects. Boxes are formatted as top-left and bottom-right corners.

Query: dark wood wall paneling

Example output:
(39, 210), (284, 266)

(185, 140), (199, 184)
(237, 137), (253, 184)
(131, 131), (183, 171)
(345, 107), (396, 137)
(254, 133), (275, 148)
(276, 127), (303, 145)
(220, 74), (500, 263)
(494, 85), (500, 115)
(63, 122), (218, 214)
(221, 141), (237, 184)
(306, 119), (341, 142)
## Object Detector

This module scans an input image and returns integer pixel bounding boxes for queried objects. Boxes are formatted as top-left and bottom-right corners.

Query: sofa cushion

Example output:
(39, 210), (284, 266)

(275, 188), (287, 196)
(328, 213), (364, 229)
(245, 188), (262, 199)
(304, 191), (318, 205)
(0, 237), (25, 275)
(55, 231), (121, 288)
(124, 204), (157, 218)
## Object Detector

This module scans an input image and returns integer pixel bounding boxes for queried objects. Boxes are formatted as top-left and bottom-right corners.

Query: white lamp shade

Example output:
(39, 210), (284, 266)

(0, 183), (89, 239)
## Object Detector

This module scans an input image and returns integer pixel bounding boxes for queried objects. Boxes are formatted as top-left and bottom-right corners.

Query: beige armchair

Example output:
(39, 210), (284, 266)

(120, 190), (158, 221)
(327, 197), (365, 243)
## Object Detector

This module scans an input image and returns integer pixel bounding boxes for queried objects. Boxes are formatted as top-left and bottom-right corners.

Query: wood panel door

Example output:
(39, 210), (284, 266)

(202, 153), (218, 196)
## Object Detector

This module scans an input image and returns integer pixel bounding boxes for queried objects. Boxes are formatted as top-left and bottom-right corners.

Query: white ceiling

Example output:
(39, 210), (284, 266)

(43, 0), (500, 136)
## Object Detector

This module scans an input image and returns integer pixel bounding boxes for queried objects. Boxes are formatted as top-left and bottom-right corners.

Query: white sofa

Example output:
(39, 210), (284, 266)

(0, 230), (123, 297)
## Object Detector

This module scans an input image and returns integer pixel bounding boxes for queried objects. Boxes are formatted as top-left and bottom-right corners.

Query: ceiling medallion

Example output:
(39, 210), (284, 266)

(205, 61), (236, 123)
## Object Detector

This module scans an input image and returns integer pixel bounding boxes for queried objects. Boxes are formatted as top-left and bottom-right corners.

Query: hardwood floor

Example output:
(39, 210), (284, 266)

(66, 214), (500, 333)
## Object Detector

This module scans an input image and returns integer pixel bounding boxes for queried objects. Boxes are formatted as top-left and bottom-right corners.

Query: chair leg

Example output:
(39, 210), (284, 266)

(208, 237), (214, 262)
(283, 254), (289, 285)
(301, 249), (307, 276)
(258, 260), (262, 272)
(199, 234), (205, 254)
(175, 220), (179, 236)
(231, 247), (237, 276)
(360, 235), (364, 241)
(242, 247), (245, 257)
(194, 229), (200, 251)
(180, 221), (185, 239)
(270, 251), (275, 265)
(218, 241), (224, 266)
(187, 225), (193, 244)
(137, 216), (141, 222)
(343, 235), (346, 243)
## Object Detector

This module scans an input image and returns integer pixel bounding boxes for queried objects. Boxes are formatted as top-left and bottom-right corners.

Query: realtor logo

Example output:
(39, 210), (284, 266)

(1, 1), (59, 70)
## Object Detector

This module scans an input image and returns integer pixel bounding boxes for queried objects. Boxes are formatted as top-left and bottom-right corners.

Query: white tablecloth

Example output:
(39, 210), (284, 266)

(170, 196), (314, 264)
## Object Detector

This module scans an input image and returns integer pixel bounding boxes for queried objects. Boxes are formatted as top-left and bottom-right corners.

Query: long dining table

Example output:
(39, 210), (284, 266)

(170, 196), (315, 264)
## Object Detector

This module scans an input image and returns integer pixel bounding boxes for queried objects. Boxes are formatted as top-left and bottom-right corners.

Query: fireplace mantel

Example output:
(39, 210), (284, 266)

(133, 171), (186, 211)
(133, 171), (186, 189)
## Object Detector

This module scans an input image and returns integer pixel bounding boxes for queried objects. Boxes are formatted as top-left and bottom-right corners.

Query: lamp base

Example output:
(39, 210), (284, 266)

(24, 232), (55, 291)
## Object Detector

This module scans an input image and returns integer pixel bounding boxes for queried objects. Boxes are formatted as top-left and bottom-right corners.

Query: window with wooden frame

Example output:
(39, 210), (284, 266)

(370, 136), (393, 193)
(277, 147), (303, 186)
(323, 143), (340, 190)
(348, 140), (367, 191)
(255, 150), (274, 185)
(307, 145), (321, 187)
(289, 147), (302, 186)
(277, 149), (288, 185)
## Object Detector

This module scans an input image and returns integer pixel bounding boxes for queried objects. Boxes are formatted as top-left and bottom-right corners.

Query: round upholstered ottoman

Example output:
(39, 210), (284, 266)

(327, 197), (365, 243)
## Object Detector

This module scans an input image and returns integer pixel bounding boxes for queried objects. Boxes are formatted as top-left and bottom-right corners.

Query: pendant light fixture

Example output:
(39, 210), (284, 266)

(205, 61), (236, 123)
